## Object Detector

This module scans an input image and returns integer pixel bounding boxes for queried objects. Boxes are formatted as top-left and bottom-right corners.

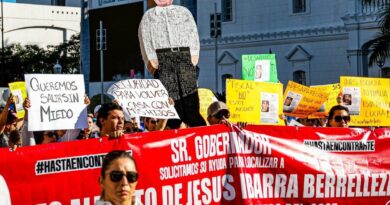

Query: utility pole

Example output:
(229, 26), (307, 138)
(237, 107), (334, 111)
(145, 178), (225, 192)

(210, 3), (221, 92)
(96, 21), (106, 105)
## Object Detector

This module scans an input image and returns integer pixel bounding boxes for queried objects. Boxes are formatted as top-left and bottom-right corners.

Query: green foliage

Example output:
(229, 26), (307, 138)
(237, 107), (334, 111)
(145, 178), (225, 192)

(0, 33), (80, 86)
(362, 0), (390, 66)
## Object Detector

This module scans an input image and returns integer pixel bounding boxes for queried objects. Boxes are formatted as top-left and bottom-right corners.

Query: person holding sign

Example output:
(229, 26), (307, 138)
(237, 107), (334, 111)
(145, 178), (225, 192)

(97, 103), (125, 138)
(138, 0), (206, 128)
(0, 95), (17, 148)
(207, 101), (231, 126)
(326, 105), (350, 128)
(96, 150), (142, 205)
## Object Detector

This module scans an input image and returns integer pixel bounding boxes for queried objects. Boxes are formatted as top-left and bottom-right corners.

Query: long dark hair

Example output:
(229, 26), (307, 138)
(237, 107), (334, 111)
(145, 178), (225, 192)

(326, 105), (349, 127)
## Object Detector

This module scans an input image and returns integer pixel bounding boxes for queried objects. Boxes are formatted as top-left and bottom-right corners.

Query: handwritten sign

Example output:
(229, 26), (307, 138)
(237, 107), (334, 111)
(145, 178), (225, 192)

(242, 54), (278, 82)
(24, 74), (88, 131)
(107, 79), (179, 119)
(226, 79), (284, 125)
(8, 81), (27, 119)
(340, 76), (390, 126)
(198, 88), (218, 124)
(283, 81), (328, 118)
(309, 83), (340, 118)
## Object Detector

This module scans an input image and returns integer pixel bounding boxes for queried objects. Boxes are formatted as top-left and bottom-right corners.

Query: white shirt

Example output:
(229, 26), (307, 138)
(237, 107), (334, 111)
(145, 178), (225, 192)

(138, 5), (200, 66)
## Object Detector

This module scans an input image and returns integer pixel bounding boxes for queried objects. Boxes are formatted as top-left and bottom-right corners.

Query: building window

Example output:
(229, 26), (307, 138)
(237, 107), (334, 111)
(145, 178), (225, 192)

(382, 67), (390, 78)
(52, 0), (66, 6)
(293, 70), (306, 85)
(222, 0), (233, 22)
(292, 0), (306, 13)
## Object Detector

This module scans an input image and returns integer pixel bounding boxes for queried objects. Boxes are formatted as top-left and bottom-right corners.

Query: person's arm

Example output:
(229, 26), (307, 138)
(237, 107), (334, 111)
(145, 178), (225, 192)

(20, 97), (36, 146)
(0, 94), (14, 134)
(156, 119), (168, 131)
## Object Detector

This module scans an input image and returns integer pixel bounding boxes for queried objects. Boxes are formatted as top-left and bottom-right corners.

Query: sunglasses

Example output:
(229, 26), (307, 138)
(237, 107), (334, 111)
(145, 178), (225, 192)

(109, 171), (139, 183)
(214, 110), (230, 119)
(333, 115), (351, 123)
(44, 132), (55, 138)
(150, 120), (159, 124)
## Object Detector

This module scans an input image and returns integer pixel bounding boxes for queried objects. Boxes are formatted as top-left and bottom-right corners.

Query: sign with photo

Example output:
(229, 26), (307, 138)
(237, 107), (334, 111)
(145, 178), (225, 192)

(8, 81), (27, 119)
(340, 76), (390, 126)
(242, 54), (278, 83)
(283, 81), (328, 118)
(226, 79), (284, 125)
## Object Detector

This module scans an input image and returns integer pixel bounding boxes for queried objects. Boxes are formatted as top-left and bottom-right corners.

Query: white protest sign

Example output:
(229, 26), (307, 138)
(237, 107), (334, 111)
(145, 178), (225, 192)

(25, 74), (88, 131)
(107, 79), (179, 119)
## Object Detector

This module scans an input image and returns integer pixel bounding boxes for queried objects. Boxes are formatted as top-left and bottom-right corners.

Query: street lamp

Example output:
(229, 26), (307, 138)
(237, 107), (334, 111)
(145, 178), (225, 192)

(54, 60), (62, 74)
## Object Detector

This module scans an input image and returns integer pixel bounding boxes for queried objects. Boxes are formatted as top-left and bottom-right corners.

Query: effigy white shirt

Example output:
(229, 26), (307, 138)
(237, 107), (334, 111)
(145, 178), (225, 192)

(138, 5), (199, 66)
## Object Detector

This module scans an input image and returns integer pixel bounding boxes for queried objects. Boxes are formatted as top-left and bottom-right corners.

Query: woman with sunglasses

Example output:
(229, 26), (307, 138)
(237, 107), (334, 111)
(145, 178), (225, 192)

(326, 105), (351, 128)
(97, 150), (142, 205)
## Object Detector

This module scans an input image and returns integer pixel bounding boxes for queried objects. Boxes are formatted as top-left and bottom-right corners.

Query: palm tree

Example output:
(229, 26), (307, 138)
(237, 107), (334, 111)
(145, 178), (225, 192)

(362, 0), (390, 66)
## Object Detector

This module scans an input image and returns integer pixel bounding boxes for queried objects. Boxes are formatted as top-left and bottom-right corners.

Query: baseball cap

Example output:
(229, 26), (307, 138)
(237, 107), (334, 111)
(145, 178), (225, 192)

(207, 101), (229, 117)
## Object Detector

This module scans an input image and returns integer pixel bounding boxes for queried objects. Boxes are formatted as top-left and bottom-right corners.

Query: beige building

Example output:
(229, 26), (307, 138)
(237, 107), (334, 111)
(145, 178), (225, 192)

(1, 2), (80, 48)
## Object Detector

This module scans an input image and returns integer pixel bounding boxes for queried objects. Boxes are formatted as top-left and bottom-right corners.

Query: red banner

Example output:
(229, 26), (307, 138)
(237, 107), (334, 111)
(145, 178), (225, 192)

(0, 125), (390, 205)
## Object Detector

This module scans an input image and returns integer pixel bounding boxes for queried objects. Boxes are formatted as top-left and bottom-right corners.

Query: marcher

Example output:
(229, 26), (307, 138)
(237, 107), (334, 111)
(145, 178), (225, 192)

(96, 150), (142, 205)
(97, 103), (125, 138)
(8, 130), (21, 151)
(326, 105), (350, 128)
(0, 95), (17, 148)
(78, 113), (99, 139)
(207, 101), (231, 126)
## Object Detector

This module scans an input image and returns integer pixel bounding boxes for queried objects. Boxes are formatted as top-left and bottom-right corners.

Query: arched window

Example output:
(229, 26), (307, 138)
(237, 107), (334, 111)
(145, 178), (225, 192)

(222, 74), (233, 92)
(381, 67), (390, 78)
(293, 70), (306, 85)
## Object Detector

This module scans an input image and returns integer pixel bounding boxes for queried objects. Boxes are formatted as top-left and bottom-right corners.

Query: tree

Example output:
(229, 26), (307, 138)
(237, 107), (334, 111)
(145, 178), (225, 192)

(362, 0), (390, 66)
(0, 33), (80, 86)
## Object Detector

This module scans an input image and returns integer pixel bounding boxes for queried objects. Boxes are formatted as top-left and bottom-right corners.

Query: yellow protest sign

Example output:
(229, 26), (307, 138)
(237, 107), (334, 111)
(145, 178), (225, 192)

(8, 81), (27, 119)
(340, 76), (390, 126)
(309, 83), (340, 118)
(226, 79), (284, 125)
(283, 81), (328, 118)
(198, 88), (218, 124)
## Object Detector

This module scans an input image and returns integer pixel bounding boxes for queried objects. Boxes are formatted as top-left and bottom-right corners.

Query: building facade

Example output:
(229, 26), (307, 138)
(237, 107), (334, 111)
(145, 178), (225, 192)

(16, 0), (81, 7)
(197, 0), (389, 93)
(81, 0), (388, 97)
(1, 2), (80, 48)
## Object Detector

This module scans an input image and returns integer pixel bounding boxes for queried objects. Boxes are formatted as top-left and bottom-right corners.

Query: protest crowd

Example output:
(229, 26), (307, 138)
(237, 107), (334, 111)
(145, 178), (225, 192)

(0, 0), (389, 205)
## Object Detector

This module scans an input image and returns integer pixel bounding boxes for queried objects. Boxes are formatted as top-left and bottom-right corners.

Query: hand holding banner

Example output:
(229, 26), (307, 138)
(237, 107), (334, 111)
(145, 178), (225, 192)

(107, 79), (179, 119)
(24, 74), (88, 131)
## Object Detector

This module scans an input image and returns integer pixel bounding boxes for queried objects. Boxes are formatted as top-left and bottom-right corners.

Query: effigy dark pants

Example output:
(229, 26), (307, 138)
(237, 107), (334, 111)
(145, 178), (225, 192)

(155, 47), (206, 127)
